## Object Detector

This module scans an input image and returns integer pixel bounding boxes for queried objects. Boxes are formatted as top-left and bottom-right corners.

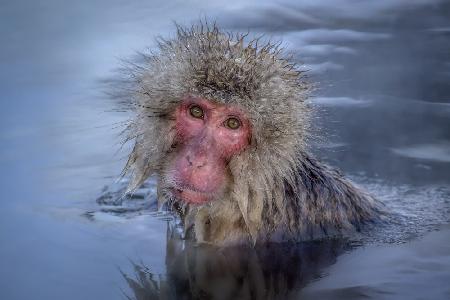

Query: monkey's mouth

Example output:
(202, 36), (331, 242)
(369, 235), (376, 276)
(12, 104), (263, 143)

(170, 186), (213, 205)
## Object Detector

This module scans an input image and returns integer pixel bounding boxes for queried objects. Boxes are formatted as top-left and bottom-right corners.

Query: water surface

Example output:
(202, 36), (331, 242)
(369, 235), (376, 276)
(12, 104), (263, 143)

(1, 1), (449, 299)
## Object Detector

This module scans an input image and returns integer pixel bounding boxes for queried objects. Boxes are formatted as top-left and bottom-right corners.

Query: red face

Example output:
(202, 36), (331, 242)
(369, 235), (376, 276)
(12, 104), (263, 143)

(167, 96), (251, 204)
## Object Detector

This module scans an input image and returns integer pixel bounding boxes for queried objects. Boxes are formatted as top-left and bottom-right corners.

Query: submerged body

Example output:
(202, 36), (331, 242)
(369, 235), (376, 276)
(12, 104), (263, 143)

(120, 23), (384, 246)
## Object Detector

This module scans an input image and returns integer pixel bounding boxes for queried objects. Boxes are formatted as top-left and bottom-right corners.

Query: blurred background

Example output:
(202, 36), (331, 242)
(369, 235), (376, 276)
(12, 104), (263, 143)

(0, 1), (449, 299)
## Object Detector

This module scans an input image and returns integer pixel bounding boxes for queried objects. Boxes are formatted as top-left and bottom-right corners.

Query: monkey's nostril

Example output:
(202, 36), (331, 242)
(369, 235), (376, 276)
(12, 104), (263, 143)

(197, 163), (206, 169)
(186, 155), (193, 166)
(186, 155), (207, 168)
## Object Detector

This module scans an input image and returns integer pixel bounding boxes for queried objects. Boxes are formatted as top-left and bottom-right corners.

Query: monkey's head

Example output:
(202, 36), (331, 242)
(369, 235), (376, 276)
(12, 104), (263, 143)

(121, 23), (310, 240)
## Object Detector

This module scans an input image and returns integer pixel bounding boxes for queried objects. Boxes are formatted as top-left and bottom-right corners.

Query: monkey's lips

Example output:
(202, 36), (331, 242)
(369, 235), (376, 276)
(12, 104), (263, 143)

(172, 186), (213, 204)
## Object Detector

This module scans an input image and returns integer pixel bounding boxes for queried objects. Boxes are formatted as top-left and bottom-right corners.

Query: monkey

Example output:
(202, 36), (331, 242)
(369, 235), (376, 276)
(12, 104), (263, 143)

(118, 22), (385, 246)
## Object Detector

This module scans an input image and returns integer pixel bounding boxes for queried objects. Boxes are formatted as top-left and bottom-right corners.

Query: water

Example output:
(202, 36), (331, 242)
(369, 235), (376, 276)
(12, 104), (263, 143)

(1, 1), (449, 299)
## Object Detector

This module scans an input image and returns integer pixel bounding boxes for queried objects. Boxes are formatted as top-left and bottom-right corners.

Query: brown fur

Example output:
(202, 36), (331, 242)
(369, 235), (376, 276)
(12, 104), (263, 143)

(118, 22), (384, 246)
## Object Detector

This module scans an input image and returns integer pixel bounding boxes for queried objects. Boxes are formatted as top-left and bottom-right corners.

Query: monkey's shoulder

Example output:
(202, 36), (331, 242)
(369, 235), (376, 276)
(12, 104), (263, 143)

(280, 153), (385, 240)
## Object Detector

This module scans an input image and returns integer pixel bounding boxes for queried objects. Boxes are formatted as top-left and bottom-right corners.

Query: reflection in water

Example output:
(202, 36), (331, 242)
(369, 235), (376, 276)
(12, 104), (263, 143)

(122, 224), (351, 300)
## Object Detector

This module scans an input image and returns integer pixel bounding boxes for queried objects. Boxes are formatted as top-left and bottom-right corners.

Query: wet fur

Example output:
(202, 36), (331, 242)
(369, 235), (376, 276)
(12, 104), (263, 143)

(118, 22), (384, 246)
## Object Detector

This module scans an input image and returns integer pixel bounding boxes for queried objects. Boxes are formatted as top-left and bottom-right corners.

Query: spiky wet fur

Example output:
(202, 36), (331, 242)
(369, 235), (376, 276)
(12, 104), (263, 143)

(120, 22), (384, 246)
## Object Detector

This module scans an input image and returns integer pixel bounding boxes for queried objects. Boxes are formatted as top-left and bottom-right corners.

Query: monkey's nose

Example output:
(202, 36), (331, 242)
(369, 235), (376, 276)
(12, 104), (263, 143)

(186, 155), (206, 168)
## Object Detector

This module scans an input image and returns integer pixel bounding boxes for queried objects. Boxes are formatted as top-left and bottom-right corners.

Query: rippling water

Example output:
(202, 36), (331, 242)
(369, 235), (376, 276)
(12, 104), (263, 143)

(0, 1), (449, 299)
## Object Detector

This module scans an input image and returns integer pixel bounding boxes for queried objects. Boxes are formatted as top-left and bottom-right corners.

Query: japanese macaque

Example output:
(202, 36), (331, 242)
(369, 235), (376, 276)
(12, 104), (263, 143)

(120, 23), (384, 246)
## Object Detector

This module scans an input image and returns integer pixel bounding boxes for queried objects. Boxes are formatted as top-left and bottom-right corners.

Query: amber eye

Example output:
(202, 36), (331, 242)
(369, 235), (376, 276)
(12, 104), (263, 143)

(189, 105), (204, 119)
(225, 117), (241, 130)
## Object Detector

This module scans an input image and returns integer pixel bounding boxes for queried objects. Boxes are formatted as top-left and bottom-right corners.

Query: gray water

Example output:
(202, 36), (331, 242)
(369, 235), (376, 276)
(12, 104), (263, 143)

(1, 1), (450, 299)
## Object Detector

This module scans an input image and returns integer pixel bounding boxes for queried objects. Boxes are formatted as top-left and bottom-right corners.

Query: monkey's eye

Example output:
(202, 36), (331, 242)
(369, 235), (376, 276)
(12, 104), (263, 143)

(224, 117), (241, 130)
(189, 105), (204, 119)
